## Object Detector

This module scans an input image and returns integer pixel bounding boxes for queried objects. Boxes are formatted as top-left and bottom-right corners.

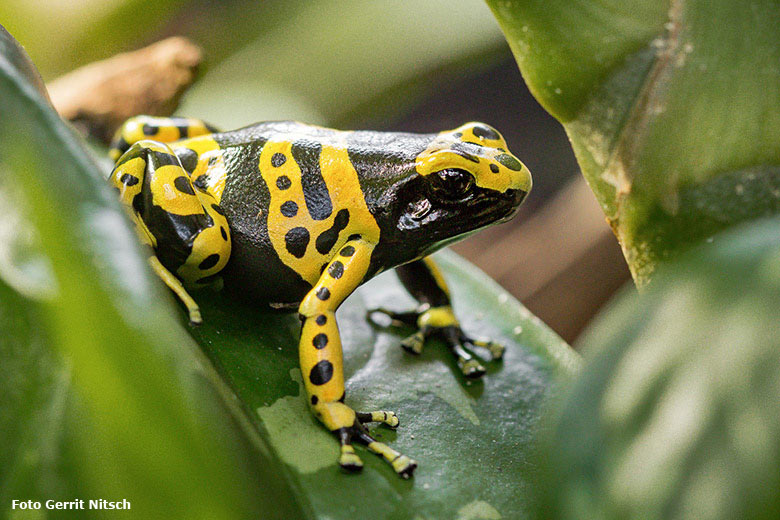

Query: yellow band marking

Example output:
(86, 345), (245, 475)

(422, 256), (451, 297)
(173, 135), (228, 202)
(418, 305), (459, 329)
(259, 137), (380, 285)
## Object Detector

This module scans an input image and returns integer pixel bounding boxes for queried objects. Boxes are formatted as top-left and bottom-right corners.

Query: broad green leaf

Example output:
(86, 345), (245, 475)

(0, 25), (297, 519)
(534, 217), (780, 520)
(486, 0), (780, 284)
(188, 250), (579, 519)
(0, 25), (55, 300)
(0, 25), (49, 101)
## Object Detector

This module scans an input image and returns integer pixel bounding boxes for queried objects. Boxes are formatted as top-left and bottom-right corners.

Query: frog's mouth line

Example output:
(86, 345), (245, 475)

(419, 229), (482, 256)
(452, 186), (526, 221)
(420, 187), (528, 251)
(497, 188), (528, 223)
(392, 183), (528, 262)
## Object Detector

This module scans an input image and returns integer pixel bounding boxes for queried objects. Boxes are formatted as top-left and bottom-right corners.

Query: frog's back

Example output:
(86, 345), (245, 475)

(178, 122), (430, 308)
(183, 122), (312, 308)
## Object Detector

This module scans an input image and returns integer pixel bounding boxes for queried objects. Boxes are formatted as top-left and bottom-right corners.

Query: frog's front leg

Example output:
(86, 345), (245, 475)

(299, 239), (416, 477)
(372, 257), (504, 378)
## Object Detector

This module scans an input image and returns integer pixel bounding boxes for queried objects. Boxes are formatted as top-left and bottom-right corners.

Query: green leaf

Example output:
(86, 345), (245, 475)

(486, 0), (780, 284)
(534, 217), (780, 520)
(0, 25), (297, 519)
(188, 250), (579, 519)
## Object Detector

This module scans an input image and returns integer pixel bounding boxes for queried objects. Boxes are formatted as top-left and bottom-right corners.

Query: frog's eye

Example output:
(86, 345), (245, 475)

(432, 168), (474, 198)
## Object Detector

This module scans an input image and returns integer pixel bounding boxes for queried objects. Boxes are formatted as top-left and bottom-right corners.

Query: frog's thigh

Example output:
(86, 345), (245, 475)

(109, 115), (220, 161)
(298, 240), (374, 429)
(396, 257), (453, 310)
(111, 140), (230, 310)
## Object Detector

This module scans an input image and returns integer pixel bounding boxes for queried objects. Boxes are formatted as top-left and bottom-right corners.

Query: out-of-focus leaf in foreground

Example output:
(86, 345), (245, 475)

(534, 216), (780, 520)
(486, 0), (780, 284)
(0, 25), (299, 519)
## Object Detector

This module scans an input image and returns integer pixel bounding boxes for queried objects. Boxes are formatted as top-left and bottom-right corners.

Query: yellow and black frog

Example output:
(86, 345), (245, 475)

(108, 117), (531, 478)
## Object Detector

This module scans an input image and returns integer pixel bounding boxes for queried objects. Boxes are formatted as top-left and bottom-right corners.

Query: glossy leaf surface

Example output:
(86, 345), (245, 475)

(486, 0), (780, 284)
(188, 251), (579, 519)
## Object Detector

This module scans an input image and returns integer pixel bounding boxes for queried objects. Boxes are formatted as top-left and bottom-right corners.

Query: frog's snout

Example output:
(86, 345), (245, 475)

(508, 188), (528, 207)
(499, 187), (528, 222)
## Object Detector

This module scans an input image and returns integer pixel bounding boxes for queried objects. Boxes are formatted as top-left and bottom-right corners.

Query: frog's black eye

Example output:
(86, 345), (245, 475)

(432, 168), (474, 198)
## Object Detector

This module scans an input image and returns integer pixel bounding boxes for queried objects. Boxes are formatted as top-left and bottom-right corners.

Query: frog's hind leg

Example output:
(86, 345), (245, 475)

(109, 116), (220, 161)
(370, 257), (505, 378)
(110, 140), (230, 324)
(298, 238), (416, 477)
(148, 256), (202, 324)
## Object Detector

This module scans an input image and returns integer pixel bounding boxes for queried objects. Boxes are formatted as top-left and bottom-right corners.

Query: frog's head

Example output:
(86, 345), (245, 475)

(395, 122), (531, 256)
(343, 122), (530, 266)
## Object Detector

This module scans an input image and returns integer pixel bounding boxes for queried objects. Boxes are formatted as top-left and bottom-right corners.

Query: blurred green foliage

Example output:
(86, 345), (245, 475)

(1, 0), (509, 128)
(534, 217), (780, 520)
(483, 2), (780, 519)
(10, 1), (779, 518)
(0, 24), (296, 519)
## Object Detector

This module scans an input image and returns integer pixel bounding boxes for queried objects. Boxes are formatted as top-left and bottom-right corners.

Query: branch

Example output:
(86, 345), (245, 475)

(47, 37), (202, 143)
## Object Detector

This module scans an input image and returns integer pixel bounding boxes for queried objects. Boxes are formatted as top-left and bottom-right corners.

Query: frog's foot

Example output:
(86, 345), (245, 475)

(147, 257), (203, 326)
(369, 305), (505, 378)
(317, 402), (416, 477)
(187, 306), (203, 327)
(343, 421), (417, 478)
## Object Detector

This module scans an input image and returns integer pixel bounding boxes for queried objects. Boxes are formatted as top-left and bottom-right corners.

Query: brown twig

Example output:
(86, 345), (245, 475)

(47, 37), (202, 143)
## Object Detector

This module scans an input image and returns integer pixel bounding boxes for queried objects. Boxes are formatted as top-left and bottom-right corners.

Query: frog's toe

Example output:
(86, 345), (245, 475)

(400, 331), (426, 355)
(188, 307), (203, 327)
(357, 410), (399, 428)
(465, 337), (505, 361)
(368, 306), (430, 354)
(353, 427), (417, 479)
(338, 444), (364, 472)
(458, 357), (487, 378)
(335, 428), (364, 473)
(393, 455), (418, 479)
(438, 327), (488, 378)
(332, 415), (414, 477)
(368, 307), (419, 327)
(369, 305), (503, 378)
